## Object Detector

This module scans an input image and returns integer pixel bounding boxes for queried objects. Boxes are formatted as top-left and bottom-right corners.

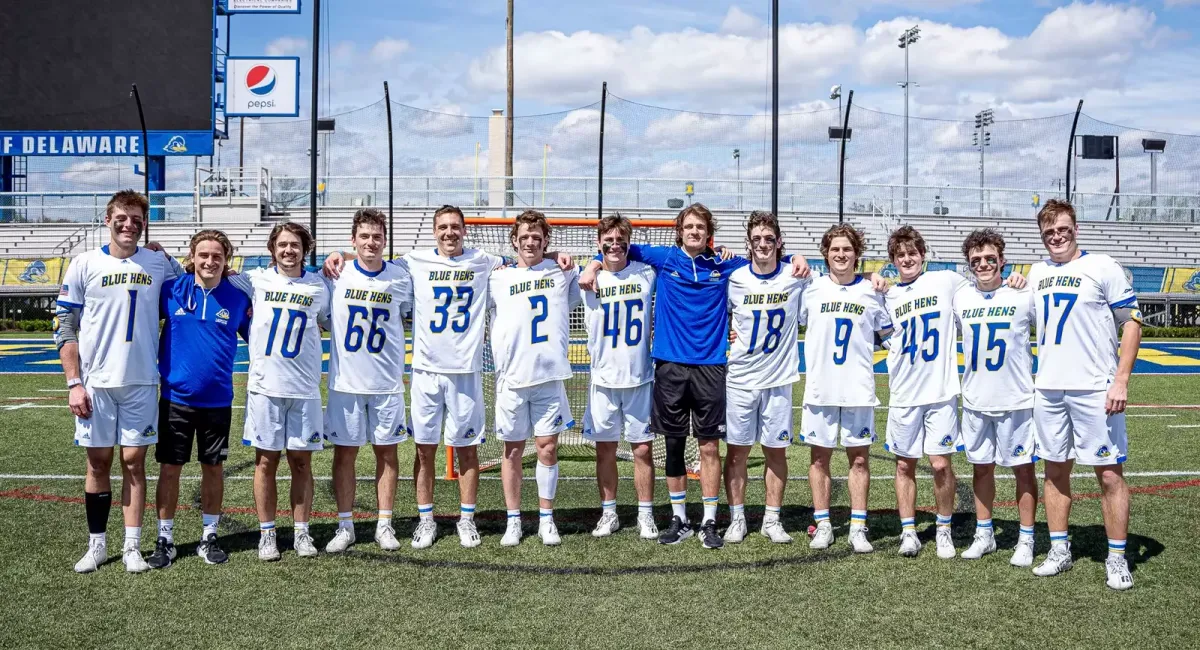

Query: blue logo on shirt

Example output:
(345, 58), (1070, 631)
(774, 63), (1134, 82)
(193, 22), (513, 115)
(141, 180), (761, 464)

(939, 435), (953, 447)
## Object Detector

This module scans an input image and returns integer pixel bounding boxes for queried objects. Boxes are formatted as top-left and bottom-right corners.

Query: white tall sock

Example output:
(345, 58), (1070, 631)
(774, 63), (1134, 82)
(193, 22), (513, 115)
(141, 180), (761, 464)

(536, 462), (559, 501)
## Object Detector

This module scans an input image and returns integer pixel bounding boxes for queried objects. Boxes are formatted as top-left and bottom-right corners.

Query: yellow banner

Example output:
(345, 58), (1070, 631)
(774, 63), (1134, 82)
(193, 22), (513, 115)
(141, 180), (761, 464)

(1163, 267), (1200, 294)
(1, 258), (64, 286)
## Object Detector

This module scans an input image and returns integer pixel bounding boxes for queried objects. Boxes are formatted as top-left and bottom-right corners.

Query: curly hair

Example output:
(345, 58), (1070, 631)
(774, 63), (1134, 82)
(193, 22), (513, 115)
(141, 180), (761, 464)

(961, 228), (1006, 261)
(887, 225), (926, 261)
(820, 223), (865, 263)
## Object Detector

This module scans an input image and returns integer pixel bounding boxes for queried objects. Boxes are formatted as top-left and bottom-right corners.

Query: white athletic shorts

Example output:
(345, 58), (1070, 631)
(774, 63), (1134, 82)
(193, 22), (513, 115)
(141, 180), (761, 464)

(1034, 389), (1127, 467)
(242, 392), (324, 452)
(799, 404), (876, 449)
(495, 379), (573, 442)
(961, 408), (1036, 467)
(325, 389), (409, 447)
(74, 384), (158, 448)
(582, 383), (653, 444)
(725, 384), (794, 449)
(885, 397), (962, 459)
(409, 369), (485, 448)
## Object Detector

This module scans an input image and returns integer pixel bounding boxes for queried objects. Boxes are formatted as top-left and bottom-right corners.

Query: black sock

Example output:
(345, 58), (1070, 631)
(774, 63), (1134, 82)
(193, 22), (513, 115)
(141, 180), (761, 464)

(84, 491), (112, 535)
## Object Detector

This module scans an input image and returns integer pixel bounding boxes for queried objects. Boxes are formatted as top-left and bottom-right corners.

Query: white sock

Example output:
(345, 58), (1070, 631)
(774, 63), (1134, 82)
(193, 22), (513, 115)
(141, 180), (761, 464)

(1019, 524), (1035, 542)
(157, 519), (174, 544)
(338, 511), (353, 530)
(294, 521), (310, 535)
(418, 503), (434, 522)
(702, 496), (718, 524)
(536, 462), (559, 501)
(814, 509), (831, 527)
(850, 509), (867, 530)
(638, 501), (653, 516)
(507, 509), (521, 524)
(764, 505), (781, 523)
(730, 503), (745, 520)
(377, 510), (393, 527)
(260, 521), (275, 536)
(201, 513), (220, 539)
(976, 518), (994, 536)
(89, 532), (106, 546)
(539, 507), (553, 521)
(601, 499), (617, 514)
(124, 526), (141, 549)
(460, 504), (475, 521)
(669, 491), (687, 521)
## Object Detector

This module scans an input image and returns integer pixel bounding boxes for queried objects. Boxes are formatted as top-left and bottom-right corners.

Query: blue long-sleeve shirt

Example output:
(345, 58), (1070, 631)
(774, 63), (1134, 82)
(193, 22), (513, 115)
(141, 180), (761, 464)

(158, 275), (252, 408)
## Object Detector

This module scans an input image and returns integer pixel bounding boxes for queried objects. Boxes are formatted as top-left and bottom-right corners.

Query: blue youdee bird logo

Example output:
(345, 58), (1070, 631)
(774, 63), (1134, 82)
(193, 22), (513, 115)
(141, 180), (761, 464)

(162, 136), (188, 153)
(1012, 445), (1026, 458)
(18, 260), (49, 283)
(777, 430), (791, 442)
(940, 435), (954, 448)
(1096, 445), (1112, 459)
(1184, 270), (1200, 293)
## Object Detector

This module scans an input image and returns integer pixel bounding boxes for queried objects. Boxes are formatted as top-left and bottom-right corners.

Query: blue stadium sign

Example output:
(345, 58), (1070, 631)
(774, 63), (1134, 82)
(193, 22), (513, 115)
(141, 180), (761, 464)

(0, 131), (214, 157)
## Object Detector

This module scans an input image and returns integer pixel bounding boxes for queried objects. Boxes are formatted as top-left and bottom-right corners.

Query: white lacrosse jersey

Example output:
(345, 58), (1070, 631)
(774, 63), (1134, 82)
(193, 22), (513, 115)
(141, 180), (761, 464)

(1029, 252), (1139, 391)
(726, 264), (810, 390)
(884, 270), (969, 407)
(328, 260), (413, 395)
(245, 268), (332, 399)
(401, 248), (504, 374)
(57, 245), (176, 388)
(800, 275), (892, 407)
(582, 261), (656, 389)
(955, 284), (1036, 412)
(488, 260), (582, 389)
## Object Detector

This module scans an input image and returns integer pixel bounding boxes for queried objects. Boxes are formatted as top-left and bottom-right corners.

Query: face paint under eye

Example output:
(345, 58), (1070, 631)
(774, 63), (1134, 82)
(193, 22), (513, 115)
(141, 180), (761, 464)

(601, 241), (627, 254)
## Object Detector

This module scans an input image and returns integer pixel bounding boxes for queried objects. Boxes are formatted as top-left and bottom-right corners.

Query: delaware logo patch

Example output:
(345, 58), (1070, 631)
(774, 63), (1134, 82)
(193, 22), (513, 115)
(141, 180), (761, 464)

(776, 430), (791, 442)
(552, 415), (563, 427)
(1012, 445), (1026, 457)
(1096, 445), (1112, 459)
(939, 435), (954, 447)
(463, 428), (477, 440)
(142, 425), (156, 438)
(309, 431), (321, 444)
(858, 427), (872, 439)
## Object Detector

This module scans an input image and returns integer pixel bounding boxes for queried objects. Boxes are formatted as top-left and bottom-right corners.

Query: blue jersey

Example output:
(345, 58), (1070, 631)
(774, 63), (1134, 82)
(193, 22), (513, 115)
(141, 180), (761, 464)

(158, 275), (252, 408)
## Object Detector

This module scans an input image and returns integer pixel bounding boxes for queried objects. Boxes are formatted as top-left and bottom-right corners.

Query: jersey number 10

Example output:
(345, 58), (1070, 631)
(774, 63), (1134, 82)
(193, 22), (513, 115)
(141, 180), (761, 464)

(264, 307), (308, 359)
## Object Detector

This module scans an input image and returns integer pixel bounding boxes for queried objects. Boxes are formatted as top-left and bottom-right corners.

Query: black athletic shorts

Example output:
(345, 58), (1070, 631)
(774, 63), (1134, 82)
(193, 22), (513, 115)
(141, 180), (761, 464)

(156, 399), (232, 466)
(651, 361), (727, 439)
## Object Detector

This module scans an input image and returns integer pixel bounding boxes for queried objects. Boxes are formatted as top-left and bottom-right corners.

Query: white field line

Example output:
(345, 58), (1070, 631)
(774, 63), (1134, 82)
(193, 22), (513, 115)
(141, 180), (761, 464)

(3, 471), (1200, 483)
(1168, 425), (1200, 429)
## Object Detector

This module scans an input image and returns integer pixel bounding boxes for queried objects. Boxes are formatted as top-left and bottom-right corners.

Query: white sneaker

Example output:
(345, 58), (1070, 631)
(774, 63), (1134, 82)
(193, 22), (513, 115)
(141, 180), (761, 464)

(1105, 556), (1133, 591)
(457, 519), (481, 548)
(501, 517), (523, 547)
(375, 524), (400, 551)
(1032, 543), (1073, 577)
(74, 539), (106, 574)
(760, 519), (793, 544)
(122, 544), (149, 574)
(592, 511), (620, 538)
(411, 519), (437, 550)
(258, 529), (281, 561)
(637, 512), (659, 540)
(1010, 538), (1035, 567)
(809, 521), (833, 549)
(724, 513), (748, 543)
(936, 527), (956, 559)
(539, 518), (562, 546)
(848, 527), (873, 554)
(898, 530), (922, 557)
(294, 531), (318, 557)
(961, 532), (996, 560)
(325, 526), (356, 553)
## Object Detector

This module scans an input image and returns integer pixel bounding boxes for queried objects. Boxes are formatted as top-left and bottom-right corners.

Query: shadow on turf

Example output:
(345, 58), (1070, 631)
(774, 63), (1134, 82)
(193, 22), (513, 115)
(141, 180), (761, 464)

(186, 506), (1162, 576)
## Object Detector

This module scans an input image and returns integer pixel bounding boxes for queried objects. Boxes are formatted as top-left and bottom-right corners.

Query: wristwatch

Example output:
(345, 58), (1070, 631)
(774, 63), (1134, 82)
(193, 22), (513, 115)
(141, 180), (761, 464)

(66, 378), (82, 389)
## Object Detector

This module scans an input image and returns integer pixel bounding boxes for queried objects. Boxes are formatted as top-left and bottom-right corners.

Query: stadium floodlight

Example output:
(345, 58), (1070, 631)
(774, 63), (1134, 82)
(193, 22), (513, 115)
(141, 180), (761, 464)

(1142, 139), (1166, 153)
(975, 109), (994, 215)
(898, 25), (920, 215)
(830, 85), (842, 100)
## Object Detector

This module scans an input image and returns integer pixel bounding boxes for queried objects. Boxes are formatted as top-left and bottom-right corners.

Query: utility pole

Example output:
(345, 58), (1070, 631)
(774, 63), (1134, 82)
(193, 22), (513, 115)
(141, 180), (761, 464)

(733, 148), (741, 211)
(898, 25), (920, 216)
(770, 0), (779, 217)
(505, 0), (514, 207)
(974, 109), (993, 216)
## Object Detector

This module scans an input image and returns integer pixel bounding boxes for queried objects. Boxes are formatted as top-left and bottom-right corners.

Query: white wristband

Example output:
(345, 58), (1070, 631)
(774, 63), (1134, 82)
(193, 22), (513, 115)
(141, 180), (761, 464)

(66, 378), (82, 388)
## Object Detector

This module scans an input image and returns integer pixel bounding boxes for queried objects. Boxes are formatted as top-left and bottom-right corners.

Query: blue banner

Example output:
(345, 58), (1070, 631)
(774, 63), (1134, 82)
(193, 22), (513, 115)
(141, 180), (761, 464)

(0, 131), (213, 157)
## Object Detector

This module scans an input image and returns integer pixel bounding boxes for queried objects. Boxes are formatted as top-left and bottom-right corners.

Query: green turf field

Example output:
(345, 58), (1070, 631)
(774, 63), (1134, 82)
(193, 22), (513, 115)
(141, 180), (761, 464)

(2, 368), (1199, 649)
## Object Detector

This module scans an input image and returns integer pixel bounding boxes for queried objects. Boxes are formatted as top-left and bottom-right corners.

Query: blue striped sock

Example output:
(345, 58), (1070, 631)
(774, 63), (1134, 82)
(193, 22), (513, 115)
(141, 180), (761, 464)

(601, 499), (617, 514)
(730, 503), (745, 517)
(1049, 530), (1068, 549)
(417, 503), (433, 521)
(901, 517), (916, 533)
(976, 518), (993, 533)
(936, 514), (952, 529)
(764, 505), (781, 522)
(669, 491), (687, 521)
(459, 504), (475, 521)
(813, 509), (830, 525)
(702, 496), (718, 524)
(1019, 525), (1035, 540)
(260, 521), (275, 533)
(1108, 538), (1126, 557)
(539, 507), (553, 520)
(850, 510), (867, 529)
(507, 509), (521, 520)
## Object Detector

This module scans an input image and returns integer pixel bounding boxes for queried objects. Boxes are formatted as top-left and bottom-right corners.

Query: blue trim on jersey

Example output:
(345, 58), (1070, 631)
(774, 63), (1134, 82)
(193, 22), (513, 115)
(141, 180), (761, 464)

(56, 299), (83, 309)
(895, 271), (924, 287)
(1111, 296), (1138, 309)
(749, 261), (784, 280)
(354, 259), (385, 277)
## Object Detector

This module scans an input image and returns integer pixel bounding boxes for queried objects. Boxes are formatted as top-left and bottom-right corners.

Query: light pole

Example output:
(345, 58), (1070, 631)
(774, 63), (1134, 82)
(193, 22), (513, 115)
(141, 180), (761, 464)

(733, 148), (741, 210)
(898, 25), (920, 216)
(974, 109), (993, 216)
(1143, 138), (1166, 220)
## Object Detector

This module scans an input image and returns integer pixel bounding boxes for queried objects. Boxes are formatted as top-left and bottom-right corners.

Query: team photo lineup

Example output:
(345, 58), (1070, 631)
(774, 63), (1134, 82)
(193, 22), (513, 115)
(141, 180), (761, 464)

(57, 190), (1141, 591)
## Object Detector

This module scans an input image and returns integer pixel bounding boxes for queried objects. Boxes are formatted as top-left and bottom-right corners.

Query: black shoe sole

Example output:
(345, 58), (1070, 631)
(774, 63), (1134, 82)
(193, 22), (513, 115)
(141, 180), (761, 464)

(658, 530), (694, 545)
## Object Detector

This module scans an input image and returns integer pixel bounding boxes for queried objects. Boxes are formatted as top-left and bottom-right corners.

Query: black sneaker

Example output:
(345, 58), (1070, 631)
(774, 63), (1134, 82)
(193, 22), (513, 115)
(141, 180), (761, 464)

(197, 533), (229, 565)
(658, 516), (694, 545)
(146, 536), (176, 569)
(699, 520), (724, 549)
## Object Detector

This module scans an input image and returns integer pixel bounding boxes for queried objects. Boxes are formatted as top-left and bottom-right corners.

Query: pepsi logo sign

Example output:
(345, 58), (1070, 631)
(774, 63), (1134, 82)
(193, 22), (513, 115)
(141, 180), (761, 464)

(246, 65), (277, 96)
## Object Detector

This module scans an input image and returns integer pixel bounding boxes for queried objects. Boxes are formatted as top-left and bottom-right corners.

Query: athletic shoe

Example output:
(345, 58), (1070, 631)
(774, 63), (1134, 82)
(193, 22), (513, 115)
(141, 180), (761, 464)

(457, 519), (481, 548)
(258, 529), (281, 562)
(637, 512), (658, 540)
(294, 531), (318, 558)
(411, 519), (437, 550)
(501, 517), (523, 547)
(724, 513), (747, 544)
(848, 527), (873, 554)
(809, 521), (833, 550)
(760, 519), (794, 544)
(592, 511), (620, 538)
(325, 526), (356, 554)
(961, 532), (996, 560)
(699, 520), (724, 549)
(74, 539), (106, 574)
(123, 545), (150, 573)
(1032, 544), (1073, 577)
(898, 530), (922, 557)
(1010, 538), (1035, 568)
(196, 534), (228, 565)
(936, 527), (957, 559)
(146, 536), (176, 570)
(1105, 556), (1134, 591)
(375, 524), (400, 551)
(658, 516), (693, 545)
(539, 518), (562, 546)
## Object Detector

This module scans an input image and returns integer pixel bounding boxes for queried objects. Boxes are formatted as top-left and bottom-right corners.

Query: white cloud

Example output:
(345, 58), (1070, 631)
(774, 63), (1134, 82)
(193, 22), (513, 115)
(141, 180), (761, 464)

(370, 38), (411, 63)
(719, 6), (763, 36)
(265, 37), (308, 56)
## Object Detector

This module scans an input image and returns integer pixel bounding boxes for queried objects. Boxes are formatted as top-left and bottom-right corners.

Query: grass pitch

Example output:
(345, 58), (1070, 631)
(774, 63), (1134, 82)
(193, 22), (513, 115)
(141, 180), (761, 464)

(1, 366), (1199, 649)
